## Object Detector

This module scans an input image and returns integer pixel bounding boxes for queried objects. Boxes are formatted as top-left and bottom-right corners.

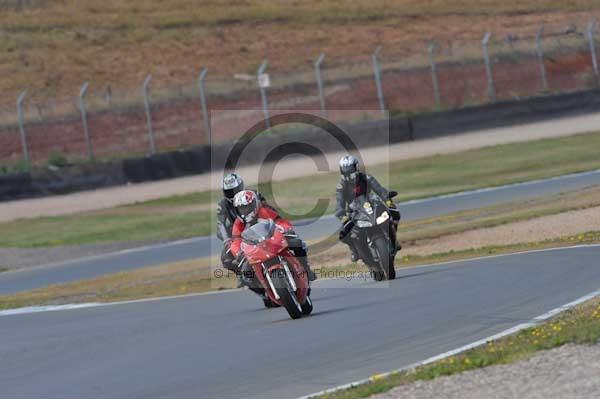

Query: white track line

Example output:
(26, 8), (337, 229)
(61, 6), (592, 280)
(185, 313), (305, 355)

(2, 244), (599, 318)
(0, 288), (244, 317)
(297, 286), (600, 399)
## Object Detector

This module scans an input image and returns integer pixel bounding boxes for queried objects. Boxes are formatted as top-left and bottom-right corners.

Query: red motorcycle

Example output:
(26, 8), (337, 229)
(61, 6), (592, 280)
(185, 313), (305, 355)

(240, 219), (313, 319)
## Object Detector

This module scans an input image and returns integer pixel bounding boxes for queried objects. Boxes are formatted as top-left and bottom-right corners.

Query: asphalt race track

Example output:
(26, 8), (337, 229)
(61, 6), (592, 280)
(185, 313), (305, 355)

(1, 245), (600, 399)
(1, 169), (600, 294)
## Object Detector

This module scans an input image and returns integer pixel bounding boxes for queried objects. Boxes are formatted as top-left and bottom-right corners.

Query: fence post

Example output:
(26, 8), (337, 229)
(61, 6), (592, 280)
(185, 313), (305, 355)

(257, 60), (270, 131)
(198, 68), (211, 145)
(535, 26), (548, 91)
(428, 42), (441, 106)
(372, 46), (386, 115)
(105, 85), (112, 107)
(482, 32), (496, 102)
(16, 90), (30, 171)
(78, 82), (94, 161)
(142, 74), (156, 154)
(314, 53), (327, 118)
(588, 21), (599, 82)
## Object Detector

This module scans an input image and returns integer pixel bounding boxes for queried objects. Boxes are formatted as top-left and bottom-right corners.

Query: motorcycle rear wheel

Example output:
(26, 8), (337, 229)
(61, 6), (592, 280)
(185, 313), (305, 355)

(270, 269), (303, 319)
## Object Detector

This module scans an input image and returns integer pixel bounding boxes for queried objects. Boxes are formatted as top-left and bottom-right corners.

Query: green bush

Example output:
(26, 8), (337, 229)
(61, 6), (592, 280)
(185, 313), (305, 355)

(0, 159), (29, 174)
(47, 151), (69, 168)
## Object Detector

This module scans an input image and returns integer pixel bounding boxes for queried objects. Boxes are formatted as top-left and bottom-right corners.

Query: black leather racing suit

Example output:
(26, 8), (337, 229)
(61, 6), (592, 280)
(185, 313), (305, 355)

(335, 173), (400, 252)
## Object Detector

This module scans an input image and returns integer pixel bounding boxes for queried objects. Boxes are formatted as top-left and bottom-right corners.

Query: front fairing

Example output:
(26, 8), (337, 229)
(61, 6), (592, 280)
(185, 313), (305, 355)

(241, 220), (288, 264)
(350, 193), (387, 227)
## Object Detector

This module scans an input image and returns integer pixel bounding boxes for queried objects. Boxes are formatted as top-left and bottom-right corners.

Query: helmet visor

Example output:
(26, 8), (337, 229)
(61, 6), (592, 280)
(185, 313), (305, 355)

(340, 163), (356, 174)
(342, 171), (358, 181)
(224, 186), (241, 200)
(238, 203), (255, 218)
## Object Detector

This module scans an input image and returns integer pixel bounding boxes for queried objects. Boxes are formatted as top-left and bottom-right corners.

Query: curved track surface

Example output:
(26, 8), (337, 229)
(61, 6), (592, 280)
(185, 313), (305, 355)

(2, 169), (600, 294)
(1, 245), (600, 399)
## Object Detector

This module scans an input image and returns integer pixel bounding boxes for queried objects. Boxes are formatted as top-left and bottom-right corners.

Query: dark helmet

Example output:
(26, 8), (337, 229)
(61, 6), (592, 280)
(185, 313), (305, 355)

(339, 155), (359, 182)
(222, 173), (244, 201)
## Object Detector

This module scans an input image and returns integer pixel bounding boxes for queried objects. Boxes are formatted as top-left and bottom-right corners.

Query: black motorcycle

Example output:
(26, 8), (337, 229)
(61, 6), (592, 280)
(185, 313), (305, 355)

(340, 191), (399, 281)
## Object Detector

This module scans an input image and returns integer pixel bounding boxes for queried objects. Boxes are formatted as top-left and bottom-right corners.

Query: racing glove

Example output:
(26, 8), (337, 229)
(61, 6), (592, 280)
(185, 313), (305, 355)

(339, 215), (354, 240)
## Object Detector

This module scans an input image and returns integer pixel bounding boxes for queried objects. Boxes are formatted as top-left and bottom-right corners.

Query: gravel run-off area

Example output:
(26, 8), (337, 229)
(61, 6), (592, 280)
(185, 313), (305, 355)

(407, 205), (600, 257)
(372, 343), (600, 399)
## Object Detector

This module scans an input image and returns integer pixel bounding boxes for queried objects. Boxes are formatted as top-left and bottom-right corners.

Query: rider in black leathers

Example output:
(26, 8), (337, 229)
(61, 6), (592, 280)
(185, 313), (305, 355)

(335, 155), (401, 261)
(217, 173), (268, 273)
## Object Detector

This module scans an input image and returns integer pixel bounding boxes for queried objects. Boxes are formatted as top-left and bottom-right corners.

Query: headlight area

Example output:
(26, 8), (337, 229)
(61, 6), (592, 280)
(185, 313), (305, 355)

(376, 211), (389, 225)
(356, 220), (373, 228)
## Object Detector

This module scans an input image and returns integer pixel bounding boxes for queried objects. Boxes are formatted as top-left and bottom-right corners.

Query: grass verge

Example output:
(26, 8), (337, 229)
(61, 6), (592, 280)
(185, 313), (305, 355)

(1, 231), (600, 311)
(4, 131), (600, 248)
(318, 296), (600, 399)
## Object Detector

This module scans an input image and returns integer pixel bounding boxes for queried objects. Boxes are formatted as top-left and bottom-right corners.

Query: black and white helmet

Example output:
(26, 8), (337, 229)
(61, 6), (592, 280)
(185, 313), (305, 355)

(339, 155), (359, 181)
(222, 173), (244, 201)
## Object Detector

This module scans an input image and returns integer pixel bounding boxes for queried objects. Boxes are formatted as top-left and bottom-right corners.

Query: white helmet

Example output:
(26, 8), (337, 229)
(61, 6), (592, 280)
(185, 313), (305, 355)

(339, 155), (359, 181)
(222, 173), (244, 201)
(233, 190), (259, 223)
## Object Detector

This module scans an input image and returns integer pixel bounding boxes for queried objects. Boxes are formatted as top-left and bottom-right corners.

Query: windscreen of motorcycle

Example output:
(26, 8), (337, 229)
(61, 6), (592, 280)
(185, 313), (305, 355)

(241, 219), (275, 245)
(350, 196), (373, 221)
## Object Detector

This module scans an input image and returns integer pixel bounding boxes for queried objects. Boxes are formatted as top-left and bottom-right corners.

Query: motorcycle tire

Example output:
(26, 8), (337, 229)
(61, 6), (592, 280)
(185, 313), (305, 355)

(373, 236), (395, 281)
(262, 297), (281, 309)
(301, 295), (313, 315)
(270, 269), (303, 319)
(355, 242), (382, 281)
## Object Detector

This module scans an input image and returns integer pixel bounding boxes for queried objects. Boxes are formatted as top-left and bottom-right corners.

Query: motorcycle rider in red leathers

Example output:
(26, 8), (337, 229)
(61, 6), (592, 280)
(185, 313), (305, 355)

(230, 190), (316, 304)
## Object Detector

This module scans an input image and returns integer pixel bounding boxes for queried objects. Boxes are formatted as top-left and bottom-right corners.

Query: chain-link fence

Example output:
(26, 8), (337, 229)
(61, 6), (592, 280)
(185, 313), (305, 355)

(1, 21), (599, 171)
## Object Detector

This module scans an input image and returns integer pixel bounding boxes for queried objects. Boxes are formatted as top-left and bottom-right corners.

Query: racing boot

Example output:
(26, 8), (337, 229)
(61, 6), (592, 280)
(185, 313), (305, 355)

(300, 253), (317, 281)
(288, 237), (317, 281)
(395, 242), (402, 253)
(297, 256), (317, 281)
(350, 246), (359, 262)
(287, 255), (316, 282)
(236, 274), (245, 288)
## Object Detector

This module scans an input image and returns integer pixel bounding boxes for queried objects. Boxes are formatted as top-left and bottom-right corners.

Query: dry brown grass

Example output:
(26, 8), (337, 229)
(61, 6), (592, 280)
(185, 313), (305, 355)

(1, 0), (599, 106)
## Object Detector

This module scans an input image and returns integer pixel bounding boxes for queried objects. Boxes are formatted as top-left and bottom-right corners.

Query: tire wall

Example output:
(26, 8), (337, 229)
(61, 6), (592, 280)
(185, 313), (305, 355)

(3, 88), (600, 201)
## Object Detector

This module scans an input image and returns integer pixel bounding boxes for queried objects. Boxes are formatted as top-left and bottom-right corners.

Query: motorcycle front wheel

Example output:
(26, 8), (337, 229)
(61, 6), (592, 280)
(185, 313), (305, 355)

(270, 269), (303, 319)
(301, 295), (313, 315)
(373, 236), (396, 281)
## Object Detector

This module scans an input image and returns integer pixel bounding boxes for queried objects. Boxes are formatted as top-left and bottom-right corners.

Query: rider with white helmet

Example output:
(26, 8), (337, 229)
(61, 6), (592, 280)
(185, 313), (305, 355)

(230, 190), (316, 293)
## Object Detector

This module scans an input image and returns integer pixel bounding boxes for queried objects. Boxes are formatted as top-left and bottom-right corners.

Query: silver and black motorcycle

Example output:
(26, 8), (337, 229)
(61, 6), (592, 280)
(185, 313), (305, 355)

(340, 191), (399, 281)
